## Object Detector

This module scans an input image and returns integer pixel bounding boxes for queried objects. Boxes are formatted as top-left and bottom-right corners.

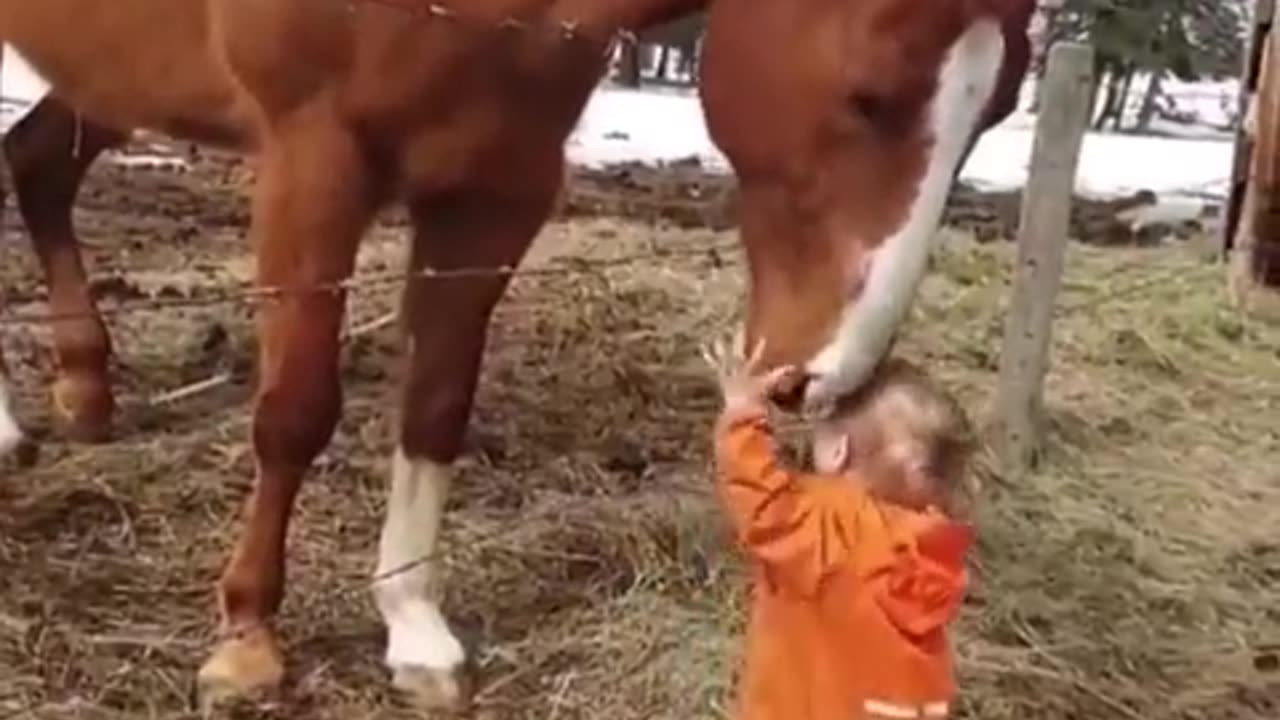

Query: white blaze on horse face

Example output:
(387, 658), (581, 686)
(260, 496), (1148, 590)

(373, 449), (466, 672)
(804, 19), (1005, 403)
(0, 377), (22, 455)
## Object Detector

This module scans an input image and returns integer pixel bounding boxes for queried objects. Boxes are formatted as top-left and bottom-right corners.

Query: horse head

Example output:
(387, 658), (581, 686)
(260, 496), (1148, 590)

(698, 0), (1033, 405)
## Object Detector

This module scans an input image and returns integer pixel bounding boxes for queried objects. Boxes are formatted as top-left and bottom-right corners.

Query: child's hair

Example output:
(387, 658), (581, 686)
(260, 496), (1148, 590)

(822, 358), (976, 501)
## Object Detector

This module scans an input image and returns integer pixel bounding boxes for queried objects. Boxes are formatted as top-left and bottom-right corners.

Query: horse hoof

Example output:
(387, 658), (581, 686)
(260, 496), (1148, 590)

(196, 626), (286, 708)
(51, 374), (114, 443)
(392, 665), (473, 714)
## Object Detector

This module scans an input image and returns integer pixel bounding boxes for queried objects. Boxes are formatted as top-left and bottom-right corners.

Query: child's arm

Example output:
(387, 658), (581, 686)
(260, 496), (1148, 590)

(713, 404), (862, 595)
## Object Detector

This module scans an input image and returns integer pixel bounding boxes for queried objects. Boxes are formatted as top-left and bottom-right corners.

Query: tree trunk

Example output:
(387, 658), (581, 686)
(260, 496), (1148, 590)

(1135, 72), (1163, 131)
(676, 41), (698, 83)
(1088, 56), (1108, 124)
(1027, 6), (1063, 113)
(1094, 66), (1126, 130)
(684, 37), (703, 84)
(616, 38), (642, 88)
(1092, 71), (1114, 129)
(1113, 66), (1135, 130)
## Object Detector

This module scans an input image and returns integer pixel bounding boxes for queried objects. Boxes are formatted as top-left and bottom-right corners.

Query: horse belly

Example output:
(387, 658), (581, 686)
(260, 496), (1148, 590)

(0, 0), (254, 147)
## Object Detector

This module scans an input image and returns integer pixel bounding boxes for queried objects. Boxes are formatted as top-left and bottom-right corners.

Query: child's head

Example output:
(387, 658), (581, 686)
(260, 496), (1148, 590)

(810, 359), (973, 513)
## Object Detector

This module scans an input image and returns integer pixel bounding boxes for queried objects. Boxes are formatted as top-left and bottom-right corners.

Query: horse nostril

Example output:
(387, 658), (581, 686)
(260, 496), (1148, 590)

(770, 371), (811, 411)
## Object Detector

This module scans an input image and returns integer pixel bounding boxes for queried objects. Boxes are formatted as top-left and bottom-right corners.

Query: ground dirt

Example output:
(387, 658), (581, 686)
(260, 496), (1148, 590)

(0, 137), (1277, 720)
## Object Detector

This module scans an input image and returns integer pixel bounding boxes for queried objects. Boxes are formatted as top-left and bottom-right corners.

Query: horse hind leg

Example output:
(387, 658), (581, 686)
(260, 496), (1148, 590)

(1, 172), (19, 454)
(3, 97), (127, 442)
(376, 179), (560, 712)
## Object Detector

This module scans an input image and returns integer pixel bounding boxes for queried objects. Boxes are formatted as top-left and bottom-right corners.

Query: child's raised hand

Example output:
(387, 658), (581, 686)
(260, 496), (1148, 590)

(702, 334), (798, 414)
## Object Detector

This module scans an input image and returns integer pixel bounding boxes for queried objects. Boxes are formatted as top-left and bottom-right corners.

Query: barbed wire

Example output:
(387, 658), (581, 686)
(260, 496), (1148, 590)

(0, 241), (738, 328)
(0, 178), (1233, 329)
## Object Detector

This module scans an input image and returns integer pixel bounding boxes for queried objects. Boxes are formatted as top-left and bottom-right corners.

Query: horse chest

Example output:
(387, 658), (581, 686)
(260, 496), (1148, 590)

(344, 34), (605, 189)
(391, 74), (595, 193)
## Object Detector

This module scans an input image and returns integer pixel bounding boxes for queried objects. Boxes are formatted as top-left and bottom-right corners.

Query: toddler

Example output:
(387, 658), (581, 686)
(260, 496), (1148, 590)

(708, 341), (976, 720)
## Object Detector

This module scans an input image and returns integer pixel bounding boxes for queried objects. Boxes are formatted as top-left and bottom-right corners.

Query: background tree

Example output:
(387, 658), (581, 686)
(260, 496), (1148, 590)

(1048, 0), (1249, 132)
(608, 1), (1249, 135)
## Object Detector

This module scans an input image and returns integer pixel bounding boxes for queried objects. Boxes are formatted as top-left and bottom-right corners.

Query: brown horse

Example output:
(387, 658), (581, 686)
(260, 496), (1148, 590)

(0, 0), (1034, 709)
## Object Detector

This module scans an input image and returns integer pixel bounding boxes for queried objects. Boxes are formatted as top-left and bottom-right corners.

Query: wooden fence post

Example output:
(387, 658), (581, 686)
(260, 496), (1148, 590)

(1221, 0), (1274, 260)
(993, 41), (1094, 478)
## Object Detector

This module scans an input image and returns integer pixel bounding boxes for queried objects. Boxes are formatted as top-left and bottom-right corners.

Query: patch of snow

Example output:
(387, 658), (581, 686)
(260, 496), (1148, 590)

(1, 45), (48, 130)
(961, 120), (1231, 201)
(569, 82), (1233, 207)
(5, 44), (1237, 208)
(1, 46), (185, 168)
(567, 85), (728, 172)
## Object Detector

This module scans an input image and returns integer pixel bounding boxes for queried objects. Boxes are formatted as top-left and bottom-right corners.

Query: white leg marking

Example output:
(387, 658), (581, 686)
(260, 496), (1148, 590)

(805, 20), (1006, 402)
(0, 375), (23, 456)
(374, 448), (465, 671)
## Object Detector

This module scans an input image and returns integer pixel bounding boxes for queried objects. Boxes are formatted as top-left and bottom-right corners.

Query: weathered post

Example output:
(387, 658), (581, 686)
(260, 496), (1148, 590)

(614, 34), (643, 88)
(1221, 0), (1273, 261)
(993, 41), (1094, 478)
(1227, 4), (1280, 318)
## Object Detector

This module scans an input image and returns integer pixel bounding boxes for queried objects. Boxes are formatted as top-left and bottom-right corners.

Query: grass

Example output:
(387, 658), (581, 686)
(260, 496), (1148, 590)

(1, 213), (1278, 719)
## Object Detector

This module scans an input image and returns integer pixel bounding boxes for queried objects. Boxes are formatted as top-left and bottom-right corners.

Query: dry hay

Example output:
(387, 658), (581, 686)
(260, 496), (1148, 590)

(1, 198), (1278, 718)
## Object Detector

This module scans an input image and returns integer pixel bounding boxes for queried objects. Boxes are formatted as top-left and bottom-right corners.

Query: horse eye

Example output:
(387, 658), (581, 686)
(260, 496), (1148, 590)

(849, 92), (890, 123)
(848, 91), (909, 135)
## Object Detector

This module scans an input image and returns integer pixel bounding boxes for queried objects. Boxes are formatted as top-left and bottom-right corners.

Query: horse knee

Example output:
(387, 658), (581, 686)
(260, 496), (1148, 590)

(252, 368), (342, 469)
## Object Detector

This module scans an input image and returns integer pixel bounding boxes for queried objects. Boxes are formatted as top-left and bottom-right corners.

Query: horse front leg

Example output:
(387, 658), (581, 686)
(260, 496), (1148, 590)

(196, 112), (380, 703)
(3, 97), (127, 442)
(375, 182), (559, 712)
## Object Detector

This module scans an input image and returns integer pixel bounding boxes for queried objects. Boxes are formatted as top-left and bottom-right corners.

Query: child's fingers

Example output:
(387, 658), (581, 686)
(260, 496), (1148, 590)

(759, 365), (804, 400)
(762, 365), (797, 389)
(705, 332), (779, 386)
